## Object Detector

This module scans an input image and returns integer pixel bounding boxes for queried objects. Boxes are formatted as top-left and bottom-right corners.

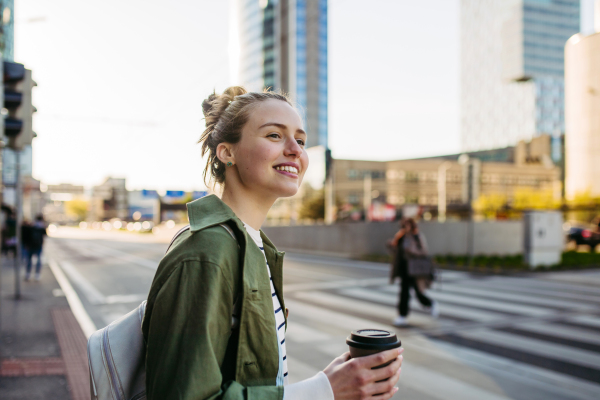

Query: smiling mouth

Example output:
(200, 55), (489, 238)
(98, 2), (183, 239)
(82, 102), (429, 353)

(274, 165), (299, 174)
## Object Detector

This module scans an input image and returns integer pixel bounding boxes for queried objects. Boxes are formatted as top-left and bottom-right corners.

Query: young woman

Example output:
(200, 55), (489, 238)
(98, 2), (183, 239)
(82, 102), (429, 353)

(142, 87), (403, 400)
(394, 218), (438, 327)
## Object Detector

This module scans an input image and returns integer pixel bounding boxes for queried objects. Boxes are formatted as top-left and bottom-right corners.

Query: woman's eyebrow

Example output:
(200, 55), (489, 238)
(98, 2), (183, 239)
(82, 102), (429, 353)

(259, 122), (306, 135)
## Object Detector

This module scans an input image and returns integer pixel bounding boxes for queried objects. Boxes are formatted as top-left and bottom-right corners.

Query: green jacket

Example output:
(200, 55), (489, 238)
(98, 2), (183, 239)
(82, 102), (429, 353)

(142, 195), (286, 400)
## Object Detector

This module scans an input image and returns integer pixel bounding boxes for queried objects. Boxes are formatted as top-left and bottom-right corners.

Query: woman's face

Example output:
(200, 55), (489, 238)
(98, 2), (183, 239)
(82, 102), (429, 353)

(231, 99), (309, 198)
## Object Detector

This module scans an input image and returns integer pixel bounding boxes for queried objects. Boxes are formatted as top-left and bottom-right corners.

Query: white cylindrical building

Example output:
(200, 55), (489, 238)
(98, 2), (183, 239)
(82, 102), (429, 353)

(564, 26), (600, 199)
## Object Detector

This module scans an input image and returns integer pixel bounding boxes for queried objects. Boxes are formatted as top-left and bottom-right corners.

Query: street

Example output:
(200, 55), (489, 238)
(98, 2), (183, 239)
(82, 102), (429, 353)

(46, 226), (600, 400)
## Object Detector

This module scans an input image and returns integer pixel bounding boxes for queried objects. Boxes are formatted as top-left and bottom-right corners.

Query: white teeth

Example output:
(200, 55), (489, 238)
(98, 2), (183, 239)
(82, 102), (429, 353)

(275, 166), (299, 174)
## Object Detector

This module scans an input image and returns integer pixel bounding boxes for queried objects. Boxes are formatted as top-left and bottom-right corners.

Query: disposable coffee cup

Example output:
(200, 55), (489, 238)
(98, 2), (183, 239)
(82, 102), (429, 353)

(346, 329), (401, 369)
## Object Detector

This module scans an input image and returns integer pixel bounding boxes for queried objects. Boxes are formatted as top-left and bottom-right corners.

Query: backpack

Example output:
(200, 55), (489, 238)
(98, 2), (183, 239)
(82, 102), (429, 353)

(87, 223), (238, 400)
(30, 226), (45, 249)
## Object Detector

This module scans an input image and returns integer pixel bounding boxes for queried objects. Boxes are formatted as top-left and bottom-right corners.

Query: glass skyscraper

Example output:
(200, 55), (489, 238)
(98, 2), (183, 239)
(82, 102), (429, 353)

(461, 0), (580, 159)
(1, 0), (14, 61)
(235, 0), (328, 149)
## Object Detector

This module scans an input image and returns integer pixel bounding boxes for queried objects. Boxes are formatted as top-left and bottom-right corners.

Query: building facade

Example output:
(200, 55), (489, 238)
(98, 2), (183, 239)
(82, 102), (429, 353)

(234, 0), (328, 148)
(461, 0), (580, 158)
(89, 177), (128, 221)
(565, 30), (600, 199)
(333, 135), (561, 219)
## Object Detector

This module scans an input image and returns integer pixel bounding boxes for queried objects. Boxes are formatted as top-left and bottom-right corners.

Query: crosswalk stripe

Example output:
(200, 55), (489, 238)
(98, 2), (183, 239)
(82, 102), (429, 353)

(428, 290), (551, 317)
(487, 276), (600, 296)
(293, 291), (443, 328)
(286, 320), (334, 343)
(456, 328), (600, 369)
(284, 278), (388, 293)
(512, 321), (600, 346)
(566, 315), (600, 329)
(428, 337), (600, 399)
(285, 298), (396, 337)
(339, 287), (517, 322)
(454, 281), (600, 304)
(284, 266), (351, 281)
(285, 356), (321, 385)
(378, 285), (553, 317)
(429, 284), (597, 311)
(399, 361), (512, 400)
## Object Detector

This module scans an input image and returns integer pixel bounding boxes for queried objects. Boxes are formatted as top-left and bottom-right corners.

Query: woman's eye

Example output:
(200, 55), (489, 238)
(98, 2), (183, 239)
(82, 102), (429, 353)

(296, 139), (305, 146)
(267, 133), (281, 139)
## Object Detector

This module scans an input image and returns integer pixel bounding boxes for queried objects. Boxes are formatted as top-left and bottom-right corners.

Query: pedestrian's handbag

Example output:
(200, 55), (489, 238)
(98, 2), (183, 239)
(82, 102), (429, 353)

(407, 256), (435, 278)
(87, 223), (238, 400)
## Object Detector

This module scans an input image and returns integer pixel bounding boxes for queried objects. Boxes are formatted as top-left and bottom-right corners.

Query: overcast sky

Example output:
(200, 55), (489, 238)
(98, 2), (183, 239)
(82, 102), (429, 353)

(15, 0), (595, 191)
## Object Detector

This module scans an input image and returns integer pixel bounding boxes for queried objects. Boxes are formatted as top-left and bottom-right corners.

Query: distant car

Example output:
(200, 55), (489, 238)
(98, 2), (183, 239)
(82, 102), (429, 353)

(567, 226), (600, 250)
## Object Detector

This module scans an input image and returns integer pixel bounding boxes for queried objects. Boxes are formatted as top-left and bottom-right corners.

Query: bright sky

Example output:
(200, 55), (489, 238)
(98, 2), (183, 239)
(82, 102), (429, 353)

(15, 0), (594, 191)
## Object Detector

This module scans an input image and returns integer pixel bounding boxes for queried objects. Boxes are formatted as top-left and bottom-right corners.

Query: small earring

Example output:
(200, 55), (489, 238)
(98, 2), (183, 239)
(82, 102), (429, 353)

(226, 161), (233, 167)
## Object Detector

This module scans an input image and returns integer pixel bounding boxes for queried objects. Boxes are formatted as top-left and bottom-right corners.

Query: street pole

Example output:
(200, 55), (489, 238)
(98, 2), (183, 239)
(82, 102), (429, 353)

(324, 175), (334, 225)
(363, 172), (372, 222)
(14, 149), (22, 299)
(437, 162), (451, 222)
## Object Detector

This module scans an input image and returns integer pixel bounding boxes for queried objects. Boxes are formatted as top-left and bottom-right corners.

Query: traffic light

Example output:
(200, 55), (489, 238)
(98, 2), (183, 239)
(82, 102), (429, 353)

(3, 61), (36, 150)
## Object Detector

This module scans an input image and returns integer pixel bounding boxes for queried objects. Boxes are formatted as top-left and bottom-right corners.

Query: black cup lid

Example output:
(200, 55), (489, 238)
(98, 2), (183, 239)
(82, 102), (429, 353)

(346, 329), (401, 351)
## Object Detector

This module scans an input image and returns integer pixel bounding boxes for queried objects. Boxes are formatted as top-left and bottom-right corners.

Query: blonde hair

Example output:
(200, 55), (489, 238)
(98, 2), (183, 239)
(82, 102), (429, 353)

(199, 86), (293, 186)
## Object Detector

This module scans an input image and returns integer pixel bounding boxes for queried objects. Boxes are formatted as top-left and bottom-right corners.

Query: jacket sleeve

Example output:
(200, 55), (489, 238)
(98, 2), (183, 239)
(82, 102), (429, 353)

(145, 259), (283, 400)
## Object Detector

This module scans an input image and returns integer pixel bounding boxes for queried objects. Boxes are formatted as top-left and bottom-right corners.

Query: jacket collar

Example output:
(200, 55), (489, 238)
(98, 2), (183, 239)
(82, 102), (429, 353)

(187, 194), (284, 258)
(187, 194), (242, 232)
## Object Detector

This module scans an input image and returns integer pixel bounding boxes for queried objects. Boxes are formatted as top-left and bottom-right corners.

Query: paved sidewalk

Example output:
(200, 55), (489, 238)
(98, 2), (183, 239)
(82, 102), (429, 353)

(0, 255), (89, 400)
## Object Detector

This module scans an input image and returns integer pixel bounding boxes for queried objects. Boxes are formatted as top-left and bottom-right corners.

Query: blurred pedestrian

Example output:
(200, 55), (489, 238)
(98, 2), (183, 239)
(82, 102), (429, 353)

(388, 219), (407, 284)
(393, 218), (438, 327)
(23, 214), (47, 281)
(142, 87), (403, 400)
(1, 208), (17, 257)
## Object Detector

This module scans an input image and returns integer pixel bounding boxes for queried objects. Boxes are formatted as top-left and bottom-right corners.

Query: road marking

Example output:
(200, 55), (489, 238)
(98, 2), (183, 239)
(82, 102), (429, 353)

(284, 277), (388, 293)
(567, 315), (600, 329)
(428, 338), (600, 400)
(104, 294), (147, 304)
(48, 260), (97, 338)
(428, 284), (596, 311)
(81, 242), (159, 270)
(339, 287), (507, 322)
(514, 321), (600, 346)
(458, 328), (600, 369)
(59, 261), (106, 305)
(399, 361), (511, 400)
(286, 321), (333, 343)
(293, 290), (441, 328)
(285, 253), (389, 271)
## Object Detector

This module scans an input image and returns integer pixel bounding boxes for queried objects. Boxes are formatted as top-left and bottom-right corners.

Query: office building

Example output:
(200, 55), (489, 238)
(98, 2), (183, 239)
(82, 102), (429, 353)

(89, 177), (128, 221)
(333, 135), (560, 214)
(461, 0), (580, 158)
(565, 10), (600, 199)
(234, 0), (328, 148)
(266, 135), (561, 224)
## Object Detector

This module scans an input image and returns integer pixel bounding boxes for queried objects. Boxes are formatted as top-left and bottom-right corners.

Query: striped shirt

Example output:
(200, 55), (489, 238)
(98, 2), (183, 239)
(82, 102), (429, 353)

(243, 223), (289, 385)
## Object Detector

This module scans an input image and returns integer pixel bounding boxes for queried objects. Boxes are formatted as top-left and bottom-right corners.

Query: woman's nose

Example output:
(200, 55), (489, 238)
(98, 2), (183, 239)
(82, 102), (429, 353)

(284, 138), (302, 157)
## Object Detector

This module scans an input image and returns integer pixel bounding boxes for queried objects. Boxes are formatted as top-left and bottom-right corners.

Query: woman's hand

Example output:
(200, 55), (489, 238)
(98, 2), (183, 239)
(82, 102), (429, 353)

(323, 348), (403, 400)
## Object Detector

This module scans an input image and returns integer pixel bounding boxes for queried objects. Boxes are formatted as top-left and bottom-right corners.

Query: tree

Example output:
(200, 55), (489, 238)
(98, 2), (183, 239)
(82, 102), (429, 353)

(512, 188), (560, 210)
(474, 193), (508, 219)
(65, 199), (89, 221)
(299, 190), (325, 221)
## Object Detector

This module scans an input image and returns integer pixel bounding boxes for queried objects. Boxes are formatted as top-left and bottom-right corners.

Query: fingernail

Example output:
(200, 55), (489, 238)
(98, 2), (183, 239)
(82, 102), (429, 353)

(398, 348), (404, 355)
(400, 355), (403, 361)
(394, 387), (399, 394)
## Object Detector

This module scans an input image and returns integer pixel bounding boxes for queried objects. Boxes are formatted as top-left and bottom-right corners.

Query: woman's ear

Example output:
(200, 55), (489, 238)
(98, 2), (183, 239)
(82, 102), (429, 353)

(216, 142), (235, 166)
